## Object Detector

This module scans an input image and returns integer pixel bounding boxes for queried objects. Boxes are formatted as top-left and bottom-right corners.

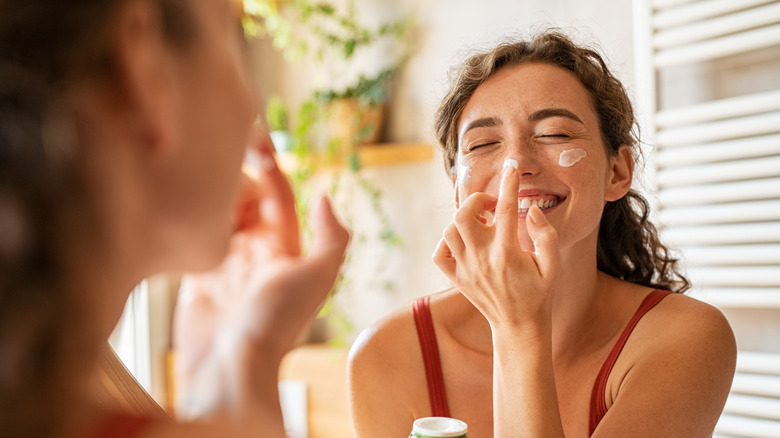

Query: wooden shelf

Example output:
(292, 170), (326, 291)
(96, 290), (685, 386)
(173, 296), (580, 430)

(276, 142), (434, 172)
(357, 142), (434, 167)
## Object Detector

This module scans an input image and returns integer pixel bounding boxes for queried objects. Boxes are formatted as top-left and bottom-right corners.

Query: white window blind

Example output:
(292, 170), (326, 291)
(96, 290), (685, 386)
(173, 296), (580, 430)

(634, 1), (780, 435)
(108, 280), (152, 392)
(633, 0), (780, 308)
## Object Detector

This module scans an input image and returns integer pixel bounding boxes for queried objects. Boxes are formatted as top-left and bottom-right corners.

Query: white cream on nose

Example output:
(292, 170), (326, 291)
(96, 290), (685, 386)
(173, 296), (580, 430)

(558, 148), (587, 167)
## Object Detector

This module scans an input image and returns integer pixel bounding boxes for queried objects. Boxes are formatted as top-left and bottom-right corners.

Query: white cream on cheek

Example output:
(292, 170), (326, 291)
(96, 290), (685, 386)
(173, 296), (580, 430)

(457, 159), (472, 188)
(558, 148), (587, 167)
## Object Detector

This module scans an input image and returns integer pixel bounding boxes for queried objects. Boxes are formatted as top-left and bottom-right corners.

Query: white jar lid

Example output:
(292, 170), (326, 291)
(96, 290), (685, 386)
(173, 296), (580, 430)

(412, 417), (468, 437)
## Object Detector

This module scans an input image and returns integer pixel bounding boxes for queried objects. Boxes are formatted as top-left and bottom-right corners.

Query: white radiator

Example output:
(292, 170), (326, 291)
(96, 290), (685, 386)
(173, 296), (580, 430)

(715, 352), (780, 438)
(634, 1), (780, 436)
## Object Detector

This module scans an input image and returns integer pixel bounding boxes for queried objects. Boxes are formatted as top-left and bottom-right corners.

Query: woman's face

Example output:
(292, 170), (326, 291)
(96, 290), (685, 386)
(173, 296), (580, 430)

(161, 0), (257, 269)
(454, 62), (630, 252)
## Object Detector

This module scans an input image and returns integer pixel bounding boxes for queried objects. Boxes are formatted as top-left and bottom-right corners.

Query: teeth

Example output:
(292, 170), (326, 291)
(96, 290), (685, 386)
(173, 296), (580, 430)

(519, 198), (531, 209)
(517, 197), (559, 212)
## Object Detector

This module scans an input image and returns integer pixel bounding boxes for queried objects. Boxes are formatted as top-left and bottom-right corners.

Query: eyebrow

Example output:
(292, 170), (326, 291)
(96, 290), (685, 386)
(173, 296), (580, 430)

(459, 116), (502, 138)
(528, 108), (584, 124)
(458, 108), (585, 139)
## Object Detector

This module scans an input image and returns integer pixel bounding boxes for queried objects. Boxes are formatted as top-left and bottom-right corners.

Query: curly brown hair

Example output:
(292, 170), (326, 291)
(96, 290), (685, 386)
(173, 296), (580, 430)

(0, 1), (194, 436)
(434, 30), (689, 294)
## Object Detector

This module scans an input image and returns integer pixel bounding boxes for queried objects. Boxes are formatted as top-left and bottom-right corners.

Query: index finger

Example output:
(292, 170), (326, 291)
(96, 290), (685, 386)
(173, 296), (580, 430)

(244, 129), (301, 256)
(495, 159), (519, 242)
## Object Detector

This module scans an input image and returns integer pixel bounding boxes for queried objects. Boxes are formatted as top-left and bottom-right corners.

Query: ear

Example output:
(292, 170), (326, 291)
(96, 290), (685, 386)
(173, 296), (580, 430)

(604, 145), (633, 202)
(113, 0), (179, 156)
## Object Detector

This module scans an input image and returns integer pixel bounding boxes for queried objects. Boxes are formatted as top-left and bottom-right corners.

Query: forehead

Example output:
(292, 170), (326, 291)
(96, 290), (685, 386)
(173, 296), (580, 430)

(459, 62), (598, 130)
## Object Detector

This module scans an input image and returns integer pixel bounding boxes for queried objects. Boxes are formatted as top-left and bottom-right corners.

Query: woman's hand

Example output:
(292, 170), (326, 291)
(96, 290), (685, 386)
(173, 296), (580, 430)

(432, 162), (561, 332)
(433, 161), (567, 437)
(172, 131), (349, 423)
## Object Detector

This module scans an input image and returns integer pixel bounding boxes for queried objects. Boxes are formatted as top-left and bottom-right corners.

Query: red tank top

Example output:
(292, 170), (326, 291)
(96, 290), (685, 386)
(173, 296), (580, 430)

(88, 412), (157, 438)
(412, 289), (672, 436)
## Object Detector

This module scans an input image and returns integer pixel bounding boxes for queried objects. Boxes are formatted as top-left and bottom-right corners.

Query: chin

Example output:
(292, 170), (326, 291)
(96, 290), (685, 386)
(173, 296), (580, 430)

(177, 230), (233, 274)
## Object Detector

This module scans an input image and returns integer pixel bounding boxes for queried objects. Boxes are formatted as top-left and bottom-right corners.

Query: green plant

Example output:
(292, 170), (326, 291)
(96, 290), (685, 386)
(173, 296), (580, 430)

(315, 67), (395, 107)
(243, 0), (412, 343)
(266, 96), (288, 131)
(243, 0), (412, 62)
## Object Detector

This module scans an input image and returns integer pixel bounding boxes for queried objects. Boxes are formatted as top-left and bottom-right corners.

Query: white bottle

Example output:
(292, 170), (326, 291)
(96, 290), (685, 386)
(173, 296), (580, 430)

(408, 417), (468, 438)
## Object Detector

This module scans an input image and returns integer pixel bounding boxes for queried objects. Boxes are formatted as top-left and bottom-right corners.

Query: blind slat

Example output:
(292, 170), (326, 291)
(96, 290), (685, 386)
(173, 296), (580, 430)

(690, 288), (780, 308)
(653, 0), (777, 29)
(661, 200), (780, 226)
(723, 394), (780, 421)
(655, 90), (780, 129)
(664, 223), (780, 246)
(654, 2), (780, 50)
(731, 374), (780, 397)
(658, 177), (780, 207)
(652, 0), (696, 12)
(686, 267), (780, 287)
(656, 112), (780, 147)
(716, 413), (780, 438)
(738, 351), (780, 374)
(654, 23), (780, 67)
(658, 155), (780, 186)
(655, 134), (780, 167)
(680, 244), (780, 265)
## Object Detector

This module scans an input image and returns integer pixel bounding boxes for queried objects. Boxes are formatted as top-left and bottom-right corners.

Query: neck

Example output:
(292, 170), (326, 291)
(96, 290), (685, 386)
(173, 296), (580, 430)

(548, 235), (617, 363)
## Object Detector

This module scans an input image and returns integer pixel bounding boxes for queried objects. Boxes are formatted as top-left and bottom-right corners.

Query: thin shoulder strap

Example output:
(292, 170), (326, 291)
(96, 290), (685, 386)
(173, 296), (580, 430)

(413, 296), (451, 418)
(588, 289), (672, 435)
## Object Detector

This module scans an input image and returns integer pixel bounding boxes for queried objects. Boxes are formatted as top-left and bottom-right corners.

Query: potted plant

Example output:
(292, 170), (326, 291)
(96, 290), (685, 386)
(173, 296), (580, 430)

(318, 68), (395, 148)
(244, 0), (412, 151)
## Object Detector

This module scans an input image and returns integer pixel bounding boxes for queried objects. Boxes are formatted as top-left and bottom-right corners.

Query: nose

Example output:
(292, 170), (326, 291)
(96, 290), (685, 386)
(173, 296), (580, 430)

(504, 140), (542, 177)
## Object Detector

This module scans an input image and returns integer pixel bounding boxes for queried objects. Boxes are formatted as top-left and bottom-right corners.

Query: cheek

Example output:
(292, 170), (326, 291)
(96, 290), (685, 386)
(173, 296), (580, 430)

(455, 157), (501, 197)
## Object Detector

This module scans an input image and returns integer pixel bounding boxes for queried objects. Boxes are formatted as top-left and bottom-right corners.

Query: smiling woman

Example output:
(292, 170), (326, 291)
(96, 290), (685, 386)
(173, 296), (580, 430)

(348, 30), (737, 438)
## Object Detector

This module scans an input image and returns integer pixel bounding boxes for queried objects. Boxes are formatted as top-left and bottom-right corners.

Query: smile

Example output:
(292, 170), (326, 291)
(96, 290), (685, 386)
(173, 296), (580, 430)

(517, 195), (563, 213)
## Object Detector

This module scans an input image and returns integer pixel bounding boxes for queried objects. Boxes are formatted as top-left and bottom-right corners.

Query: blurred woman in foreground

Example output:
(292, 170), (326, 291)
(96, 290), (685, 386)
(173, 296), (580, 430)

(0, 1), (349, 437)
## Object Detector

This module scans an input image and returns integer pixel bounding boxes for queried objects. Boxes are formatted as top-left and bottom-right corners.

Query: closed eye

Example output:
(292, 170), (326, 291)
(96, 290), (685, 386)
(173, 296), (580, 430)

(468, 142), (499, 151)
(539, 134), (569, 138)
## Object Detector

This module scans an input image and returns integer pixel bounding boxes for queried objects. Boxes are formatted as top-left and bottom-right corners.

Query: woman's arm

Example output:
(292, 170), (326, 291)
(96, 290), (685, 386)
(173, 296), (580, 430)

(170, 133), (350, 436)
(590, 297), (736, 437)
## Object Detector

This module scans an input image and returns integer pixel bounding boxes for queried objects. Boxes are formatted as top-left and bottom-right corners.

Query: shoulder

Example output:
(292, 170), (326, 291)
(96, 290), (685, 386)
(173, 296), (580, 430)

(625, 291), (736, 371)
(597, 292), (737, 435)
(643, 292), (735, 354)
(346, 295), (430, 437)
(348, 289), (463, 374)
(348, 297), (420, 377)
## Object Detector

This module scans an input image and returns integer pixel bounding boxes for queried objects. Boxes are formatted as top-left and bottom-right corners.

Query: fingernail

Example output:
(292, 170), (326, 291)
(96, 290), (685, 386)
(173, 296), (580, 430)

(503, 158), (518, 176)
(528, 204), (543, 223)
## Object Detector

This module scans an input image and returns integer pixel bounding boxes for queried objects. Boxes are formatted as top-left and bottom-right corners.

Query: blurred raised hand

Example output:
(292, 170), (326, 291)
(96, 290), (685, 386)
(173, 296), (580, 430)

(173, 130), (349, 423)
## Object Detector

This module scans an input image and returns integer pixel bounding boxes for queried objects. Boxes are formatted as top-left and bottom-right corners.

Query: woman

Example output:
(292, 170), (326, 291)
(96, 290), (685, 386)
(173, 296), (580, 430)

(348, 31), (736, 437)
(0, 1), (348, 437)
